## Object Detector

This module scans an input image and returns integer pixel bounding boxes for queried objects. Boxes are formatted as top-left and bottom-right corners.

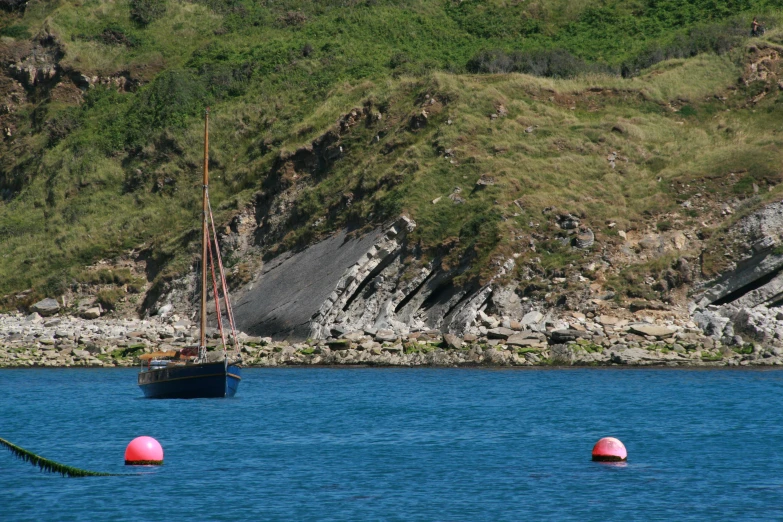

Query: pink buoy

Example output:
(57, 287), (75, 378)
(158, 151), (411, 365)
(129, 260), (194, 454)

(125, 436), (164, 466)
(591, 437), (627, 462)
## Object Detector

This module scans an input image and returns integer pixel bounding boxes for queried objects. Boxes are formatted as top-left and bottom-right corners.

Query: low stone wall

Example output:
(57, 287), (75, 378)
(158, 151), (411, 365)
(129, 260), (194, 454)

(1, 312), (781, 368)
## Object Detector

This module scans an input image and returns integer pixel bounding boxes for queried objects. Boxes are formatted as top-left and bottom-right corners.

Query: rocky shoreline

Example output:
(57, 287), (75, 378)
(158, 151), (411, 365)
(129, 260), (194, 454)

(2, 310), (781, 369)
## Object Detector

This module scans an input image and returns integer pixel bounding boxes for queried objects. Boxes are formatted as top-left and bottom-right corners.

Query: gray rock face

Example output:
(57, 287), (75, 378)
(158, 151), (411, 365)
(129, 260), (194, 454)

(693, 311), (730, 338)
(696, 201), (783, 308)
(231, 228), (383, 341)
(31, 299), (60, 317)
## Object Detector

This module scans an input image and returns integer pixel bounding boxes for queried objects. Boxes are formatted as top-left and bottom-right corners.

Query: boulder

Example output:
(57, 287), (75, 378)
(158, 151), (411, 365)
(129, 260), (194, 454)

(487, 327), (515, 340)
(206, 350), (225, 363)
(72, 349), (90, 359)
(375, 329), (397, 342)
(550, 344), (577, 364)
(610, 347), (667, 365)
(628, 324), (678, 338)
(521, 311), (544, 327)
(81, 307), (102, 320)
(598, 315), (621, 326)
(550, 329), (590, 343)
(506, 335), (545, 347)
(31, 298), (60, 317)
(443, 333), (463, 349)
(343, 331), (365, 341)
(326, 339), (352, 350)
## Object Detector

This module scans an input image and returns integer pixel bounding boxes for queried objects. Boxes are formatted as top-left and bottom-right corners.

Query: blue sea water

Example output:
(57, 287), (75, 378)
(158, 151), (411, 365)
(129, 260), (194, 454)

(1, 367), (782, 521)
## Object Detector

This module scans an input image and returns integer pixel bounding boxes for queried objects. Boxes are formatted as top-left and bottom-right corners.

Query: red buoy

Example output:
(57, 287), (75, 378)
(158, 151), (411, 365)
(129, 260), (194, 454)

(591, 437), (627, 462)
(125, 436), (164, 466)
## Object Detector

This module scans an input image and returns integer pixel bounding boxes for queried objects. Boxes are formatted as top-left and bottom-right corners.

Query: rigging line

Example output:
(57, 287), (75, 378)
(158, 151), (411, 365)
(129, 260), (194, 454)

(206, 195), (239, 348)
(207, 233), (228, 354)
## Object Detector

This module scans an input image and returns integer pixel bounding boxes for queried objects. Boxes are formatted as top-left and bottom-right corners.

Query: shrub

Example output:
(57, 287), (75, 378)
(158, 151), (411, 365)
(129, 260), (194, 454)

(467, 48), (601, 78)
(678, 105), (697, 117)
(96, 288), (125, 311)
(46, 109), (81, 146)
(99, 26), (138, 47)
(0, 24), (31, 38)
(620, 19), (747, 77)
(0, 0), (27, 13)
(130, 0), (168, 26)
(278, 11), (307, 27)
(656, 220), (673, 232)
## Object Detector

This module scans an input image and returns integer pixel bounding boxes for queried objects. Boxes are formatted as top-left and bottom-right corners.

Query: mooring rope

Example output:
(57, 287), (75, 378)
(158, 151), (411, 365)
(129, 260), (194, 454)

(0, 437), (116, 477)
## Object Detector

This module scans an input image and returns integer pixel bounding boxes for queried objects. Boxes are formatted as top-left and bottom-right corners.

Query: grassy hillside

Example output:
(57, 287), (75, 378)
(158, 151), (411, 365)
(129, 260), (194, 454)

(1, 0), (783, 308)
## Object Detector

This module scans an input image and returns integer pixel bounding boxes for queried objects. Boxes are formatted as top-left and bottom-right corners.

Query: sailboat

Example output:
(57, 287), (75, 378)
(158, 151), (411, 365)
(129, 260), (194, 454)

(138, 108), (242, 399)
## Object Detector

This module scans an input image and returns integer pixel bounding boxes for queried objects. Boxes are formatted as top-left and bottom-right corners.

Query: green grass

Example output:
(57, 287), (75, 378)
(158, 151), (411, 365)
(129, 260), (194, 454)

(1, 0), (783, 303)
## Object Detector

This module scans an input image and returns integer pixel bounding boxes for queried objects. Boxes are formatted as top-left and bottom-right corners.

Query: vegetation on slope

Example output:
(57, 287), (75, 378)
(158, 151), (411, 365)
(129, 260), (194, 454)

(1, 0), (783, 310)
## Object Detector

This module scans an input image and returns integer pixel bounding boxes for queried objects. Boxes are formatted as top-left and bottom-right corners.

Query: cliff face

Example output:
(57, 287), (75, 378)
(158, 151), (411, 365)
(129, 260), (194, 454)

(3, 2), (783, 353)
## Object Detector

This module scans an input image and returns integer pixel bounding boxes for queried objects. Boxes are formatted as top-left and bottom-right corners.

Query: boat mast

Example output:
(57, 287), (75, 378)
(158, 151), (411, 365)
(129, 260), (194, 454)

(199, 108), (209, 361)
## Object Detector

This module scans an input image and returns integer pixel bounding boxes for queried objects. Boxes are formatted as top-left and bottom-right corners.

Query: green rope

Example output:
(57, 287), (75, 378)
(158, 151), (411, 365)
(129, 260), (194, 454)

(0, 437), (116, 477)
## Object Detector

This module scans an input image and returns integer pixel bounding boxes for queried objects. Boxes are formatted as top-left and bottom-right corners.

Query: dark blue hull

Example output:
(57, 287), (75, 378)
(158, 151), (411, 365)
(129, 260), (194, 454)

(138, 361), (242, 399)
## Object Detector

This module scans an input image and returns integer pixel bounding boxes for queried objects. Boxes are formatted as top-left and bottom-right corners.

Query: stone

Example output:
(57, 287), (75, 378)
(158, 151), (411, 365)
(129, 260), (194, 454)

(330, 325), (348, 338)
(343, 331), (365, 341)
(375, 330), (397, 342)
(521, 311), (544, 326)
(479, 311), (500, 329)
(506, 335), (544, 347)
(443, 333), (463, 349)
(598, 315), (620, 326)
(628, 324), (678, 338)
(487, 327), (515, 339)
(550, 329), (590, 343)
(326, 339), (351, 350)
(550, 344), (576, 364)
(31, 298), (60, 317)
(81, 307), (102, 319)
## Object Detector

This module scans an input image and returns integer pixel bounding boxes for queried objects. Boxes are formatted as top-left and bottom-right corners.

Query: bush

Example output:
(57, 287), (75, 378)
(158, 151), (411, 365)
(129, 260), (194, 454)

(130, 0), (168, 26)
(0, 24), (31, 38)
(99, 26), (139, 47)
(620, 19), (747, 77)
(467, 48), (602, 78)
(96, 288), (125, 311)
(469, 19), (750, 79)
(0, 0), (26, 13)
(46, 109), (81, 146)
(278, 11), (307, 27)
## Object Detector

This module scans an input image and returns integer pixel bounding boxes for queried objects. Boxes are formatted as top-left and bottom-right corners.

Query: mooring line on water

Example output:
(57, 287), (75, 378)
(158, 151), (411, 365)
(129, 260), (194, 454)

(0, 437), (117, 477)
